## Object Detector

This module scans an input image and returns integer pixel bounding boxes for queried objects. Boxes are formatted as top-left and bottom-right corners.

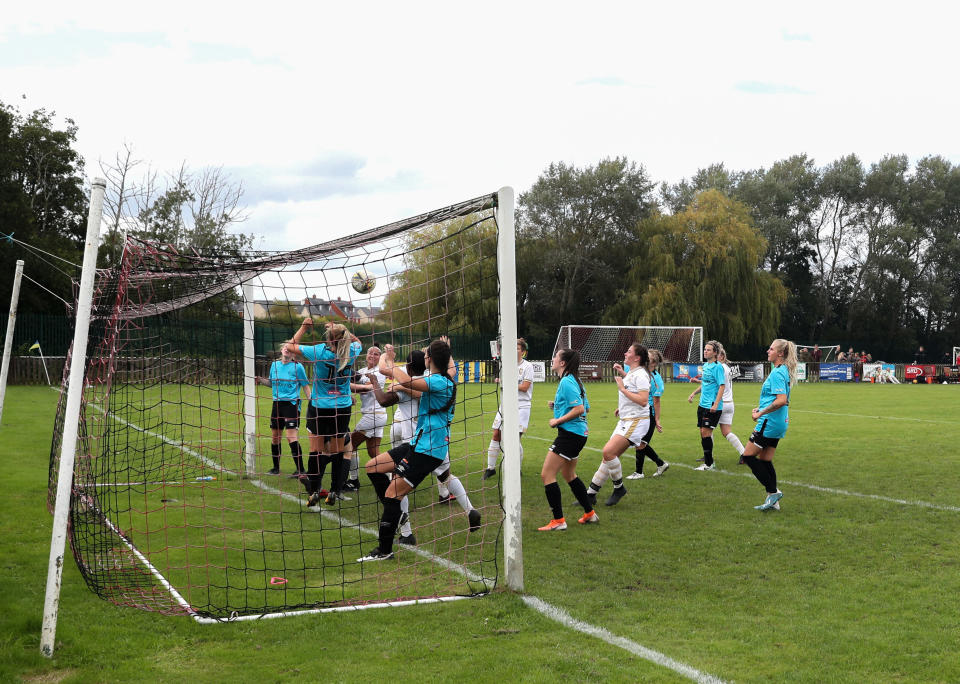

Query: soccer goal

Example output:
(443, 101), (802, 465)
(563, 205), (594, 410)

(43, 183), (521, 652)
(553, 325), (704, 363)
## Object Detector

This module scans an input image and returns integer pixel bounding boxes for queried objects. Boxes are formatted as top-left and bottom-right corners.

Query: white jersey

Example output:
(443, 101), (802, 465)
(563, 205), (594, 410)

(517, 359), (535, 407)
(721, 363), (734, 405)
(356, 367), (388, 417)
(393, 385), (420, 441)
(618, 367), (650, 419)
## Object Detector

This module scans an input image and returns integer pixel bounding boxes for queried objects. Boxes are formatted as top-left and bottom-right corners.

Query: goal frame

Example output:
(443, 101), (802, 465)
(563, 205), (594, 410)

(554, 324), (705, 364)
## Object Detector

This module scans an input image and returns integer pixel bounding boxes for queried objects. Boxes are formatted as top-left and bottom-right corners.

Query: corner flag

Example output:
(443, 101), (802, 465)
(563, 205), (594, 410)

(30, 341), (41, 352)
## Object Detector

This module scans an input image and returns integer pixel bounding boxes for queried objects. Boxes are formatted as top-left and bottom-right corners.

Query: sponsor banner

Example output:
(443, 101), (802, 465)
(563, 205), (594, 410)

(734, 362), (766, 382)
(531, 360), (547, 382)
(820, 363), (853, 381)
(796, 363), (806, 382)
(864, 363), (898, 383)
(672, 363), (703, 383)
(578, 362), (603, 381)
(456, 361), (485, 383)
(905, 364), (936, 380)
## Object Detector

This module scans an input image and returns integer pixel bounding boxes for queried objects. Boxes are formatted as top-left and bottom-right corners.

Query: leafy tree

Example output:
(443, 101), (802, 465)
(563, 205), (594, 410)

(604, 190), (786, 346)
(516, 157), (657, 342)
(0, 101), (87, 313)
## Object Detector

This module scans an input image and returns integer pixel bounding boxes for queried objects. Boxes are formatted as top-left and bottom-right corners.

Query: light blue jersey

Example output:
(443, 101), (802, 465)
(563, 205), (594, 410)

(650, 371), (664, 416)
(268, 360), (309, 402)
(301, 340), (362, 409)
(698, 361), (725, 411)
(411, 372), (455, 461)
(554, 374), (589, 436)
(755, 364), (790, 438)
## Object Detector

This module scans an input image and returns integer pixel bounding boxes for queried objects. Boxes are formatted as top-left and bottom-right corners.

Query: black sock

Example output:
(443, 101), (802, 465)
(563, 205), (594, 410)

(329, 452), (344, 493)
(742, 455), (769, 489)
(635, 448), (645, 474)
(701, 436), (714, 466)
(289, 441), (303, 472)
(368, 472), (390, 503)
(646, 445), (664, 467)
(378, 498), (402, 553)
(544, 482), (563, 520)
(305, 452), (321, 493)
(568, 477), (594, 514)
(270, 443), (281, 469)
(760, 460), (778, 493)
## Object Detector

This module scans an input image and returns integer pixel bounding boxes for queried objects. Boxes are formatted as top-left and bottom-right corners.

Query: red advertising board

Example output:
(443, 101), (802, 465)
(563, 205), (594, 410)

(905, 364), (936, 380)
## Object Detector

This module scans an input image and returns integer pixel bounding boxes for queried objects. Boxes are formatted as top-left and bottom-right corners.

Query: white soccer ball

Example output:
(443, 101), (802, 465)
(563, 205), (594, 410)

(351, 270), (375, 294)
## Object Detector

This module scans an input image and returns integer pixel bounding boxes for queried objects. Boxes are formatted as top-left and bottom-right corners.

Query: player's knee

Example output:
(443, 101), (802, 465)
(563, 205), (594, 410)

(436, 469), (450, 483)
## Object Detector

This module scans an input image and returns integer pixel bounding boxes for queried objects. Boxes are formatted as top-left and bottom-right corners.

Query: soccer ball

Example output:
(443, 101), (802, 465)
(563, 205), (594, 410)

(351, 270), (375, 294)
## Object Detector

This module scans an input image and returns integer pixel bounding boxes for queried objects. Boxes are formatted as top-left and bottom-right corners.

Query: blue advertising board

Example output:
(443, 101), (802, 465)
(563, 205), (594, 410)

(672, 363), (702, 382)
(820, 363), (853, 381)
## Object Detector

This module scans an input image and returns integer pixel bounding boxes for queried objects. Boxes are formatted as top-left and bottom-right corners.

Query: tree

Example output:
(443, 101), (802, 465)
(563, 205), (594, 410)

(603, 190), (786, 347)
(516, 158), (657, 342)
(0, 101), (87, 313)
(379, 214), (499, 336)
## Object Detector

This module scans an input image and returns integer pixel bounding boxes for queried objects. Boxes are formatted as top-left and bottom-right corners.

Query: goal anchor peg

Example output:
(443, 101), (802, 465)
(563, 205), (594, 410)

(269, 577), (287, 586)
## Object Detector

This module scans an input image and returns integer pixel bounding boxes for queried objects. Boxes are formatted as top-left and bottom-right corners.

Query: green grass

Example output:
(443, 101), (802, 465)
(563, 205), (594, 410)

(3, 381), (960, 682)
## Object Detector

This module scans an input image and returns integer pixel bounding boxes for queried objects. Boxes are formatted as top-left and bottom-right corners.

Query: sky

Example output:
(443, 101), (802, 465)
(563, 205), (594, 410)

(2, 0), (959, 255)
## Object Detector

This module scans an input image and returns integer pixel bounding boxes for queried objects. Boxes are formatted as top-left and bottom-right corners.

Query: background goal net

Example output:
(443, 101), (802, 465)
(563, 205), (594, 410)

(553, 325), (703, 364)
(47, 193), (510, 620)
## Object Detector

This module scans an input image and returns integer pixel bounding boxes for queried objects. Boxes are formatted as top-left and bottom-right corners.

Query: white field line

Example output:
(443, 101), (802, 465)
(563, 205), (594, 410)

(525, 435), (960, 513)
(792, 408), (959, 426)
(68, 394), (484, 623)
(522, 595), (726, 684)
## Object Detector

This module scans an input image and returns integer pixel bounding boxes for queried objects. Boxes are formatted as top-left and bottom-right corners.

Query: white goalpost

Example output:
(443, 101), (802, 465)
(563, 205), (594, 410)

(952, 347), (959, 365)
(0, 259), (25, 424)
(554, 325), (704, 364)
(41, 182), (519, 652)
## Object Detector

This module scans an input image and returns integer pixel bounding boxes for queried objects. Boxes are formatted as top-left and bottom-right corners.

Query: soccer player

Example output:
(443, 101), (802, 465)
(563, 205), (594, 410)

(359, 338), (468, 561)
(689, 347), (745, 463)
(482, 338), (535, 480)
(344, 345), (388, 491)
(627, 348), (669, 479)
(256, 343), (310, 475)
(742, 339), (797, 511)
(687, 340), (726, 471)
(538, 348), (596, 531)
(585, 343), (649, 506)
(287, 319), (362, 506)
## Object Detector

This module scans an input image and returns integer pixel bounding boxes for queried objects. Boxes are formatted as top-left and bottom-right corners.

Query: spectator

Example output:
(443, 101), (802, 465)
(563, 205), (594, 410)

(915, 345), (926, 364)
(811, 345), (822, 363)
(865, 352), (873, 363)
(836, 350), (846, 362)
(797, 347), (811, 363)
(943, 350), (953, 365)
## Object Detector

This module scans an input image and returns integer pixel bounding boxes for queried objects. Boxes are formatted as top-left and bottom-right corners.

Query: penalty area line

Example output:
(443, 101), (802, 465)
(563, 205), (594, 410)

(521, 595), (726, 684)
(525, 435), (960, 513)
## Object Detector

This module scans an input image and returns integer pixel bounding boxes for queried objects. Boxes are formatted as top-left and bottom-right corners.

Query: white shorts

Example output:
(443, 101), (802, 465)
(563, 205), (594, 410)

(610, 415), (651, 446)
(391, 419), (415, 448)
(491, 405), (531, 433)
(719, 403), (735, 426)
(354, 412), (387, 439)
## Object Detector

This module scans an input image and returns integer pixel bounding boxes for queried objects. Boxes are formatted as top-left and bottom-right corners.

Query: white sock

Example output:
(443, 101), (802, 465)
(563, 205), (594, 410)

(518, 440), (523, 461)
(349, 453), (359, 480)
(445, 475), (473, 513)
(400, 497), (412, 536)
(437, 479), (449, 498)
(606, 457), (623, 484)
(726, 431), (745, 456)
(589, 460), (610, 492)
(486, 440), (500, 470)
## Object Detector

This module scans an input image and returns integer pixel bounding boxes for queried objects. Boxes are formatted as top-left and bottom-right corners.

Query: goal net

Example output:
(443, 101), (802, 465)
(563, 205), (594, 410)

(554, 325), (703, 363)
(47, 192), (512, 621)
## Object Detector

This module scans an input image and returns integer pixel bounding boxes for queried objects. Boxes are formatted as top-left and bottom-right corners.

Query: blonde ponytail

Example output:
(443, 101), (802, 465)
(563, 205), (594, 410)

(326, 323), (354, 370)
(772, 338), (798, 387)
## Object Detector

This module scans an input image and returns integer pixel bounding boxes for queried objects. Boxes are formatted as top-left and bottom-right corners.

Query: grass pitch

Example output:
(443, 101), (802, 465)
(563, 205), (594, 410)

(2, 381), (960, 682)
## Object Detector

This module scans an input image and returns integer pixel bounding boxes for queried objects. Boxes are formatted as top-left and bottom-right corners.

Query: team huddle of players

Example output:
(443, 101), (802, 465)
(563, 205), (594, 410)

(259, 320), (799, 557)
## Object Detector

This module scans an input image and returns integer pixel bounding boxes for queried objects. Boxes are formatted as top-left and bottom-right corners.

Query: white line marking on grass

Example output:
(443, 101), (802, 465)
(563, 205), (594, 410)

(521, 595), (726, 684)
(526, 435), (960, 513)
(792, 409), (960, 426)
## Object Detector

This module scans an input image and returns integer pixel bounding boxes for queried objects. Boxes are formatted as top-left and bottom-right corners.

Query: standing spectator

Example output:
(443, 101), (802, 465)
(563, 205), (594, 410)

(811, 345), (822, 363)
(943, 350), (953, 365)
(836, 350), (846, 362)
(915, 345), (926, 364)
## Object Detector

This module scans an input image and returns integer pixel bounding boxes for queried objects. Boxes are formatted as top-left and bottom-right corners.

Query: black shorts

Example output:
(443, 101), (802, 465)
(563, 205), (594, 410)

(697, 406), (721, 429)
(639, 407), (656, 445)
(270, 400), (300, 430)
(306, 405), (351, 437)
(748, 420), (781, 449)
(388, 442), (443, 488)
(549, 428), (588, 461)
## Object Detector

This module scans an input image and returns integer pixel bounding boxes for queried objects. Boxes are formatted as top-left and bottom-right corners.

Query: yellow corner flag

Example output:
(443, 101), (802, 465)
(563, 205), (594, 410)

(29, 341), (40, 352)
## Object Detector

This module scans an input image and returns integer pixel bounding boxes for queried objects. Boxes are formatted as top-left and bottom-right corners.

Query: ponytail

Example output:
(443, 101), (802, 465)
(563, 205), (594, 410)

(772, 338), (798, 387)
(327, 323), (354, 371)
